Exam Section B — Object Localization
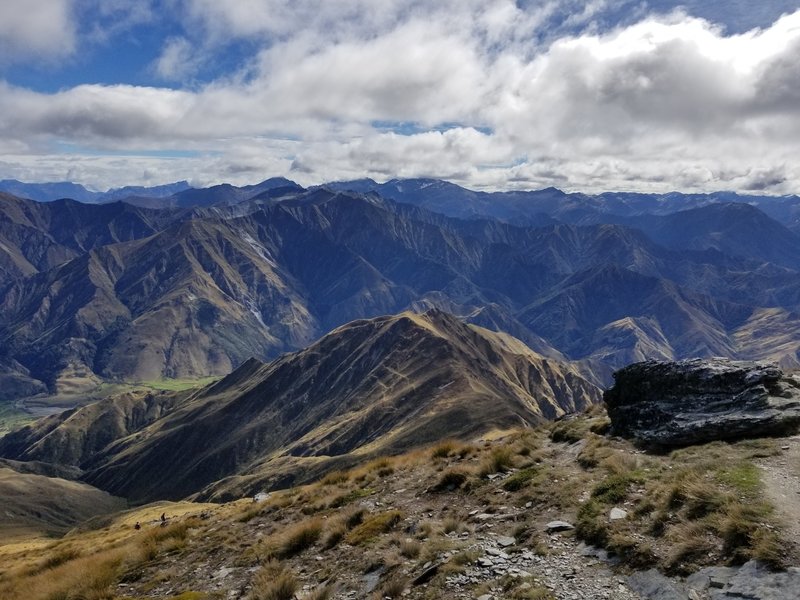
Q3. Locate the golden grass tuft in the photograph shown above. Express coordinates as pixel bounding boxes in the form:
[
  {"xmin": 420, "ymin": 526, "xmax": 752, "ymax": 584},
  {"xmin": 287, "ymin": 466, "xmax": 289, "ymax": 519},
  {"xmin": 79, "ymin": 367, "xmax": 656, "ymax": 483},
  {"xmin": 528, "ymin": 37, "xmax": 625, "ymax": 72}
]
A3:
[
  {"xmin": 346, "ymin": 511, "xmax": 403, "ymax": 546},
  {"xmin": 273, "ymin": 519, "xmax": 323, "ymax": 559},
  {"xmin": 478, "ymin": 447, "xmax": 515, "ymax": 476},
  {"xmin": 249, "ymin": 561, "xmax": 298, "ymax": 600}
]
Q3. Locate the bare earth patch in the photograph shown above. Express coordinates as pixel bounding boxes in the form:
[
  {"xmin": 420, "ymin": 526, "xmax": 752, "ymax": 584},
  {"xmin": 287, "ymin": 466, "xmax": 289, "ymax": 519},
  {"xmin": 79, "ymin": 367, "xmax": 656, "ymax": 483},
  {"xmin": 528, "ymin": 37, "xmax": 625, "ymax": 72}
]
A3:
[{"xmin": 756, "ymin": 434, "xmax": 800, "ymax": 557}]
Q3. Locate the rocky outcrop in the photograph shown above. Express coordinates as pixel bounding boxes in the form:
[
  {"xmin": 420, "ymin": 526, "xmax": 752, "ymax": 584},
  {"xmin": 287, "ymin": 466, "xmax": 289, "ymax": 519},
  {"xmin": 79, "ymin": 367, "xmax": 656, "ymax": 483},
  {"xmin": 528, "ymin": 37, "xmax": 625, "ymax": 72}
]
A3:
[
  {"xmin": 628, "ymin": 561, "xmax": 800, "ymax": 600},
  {"xmin": 604, "ymin": 358, "xmax": 800, "ymax": 447}
]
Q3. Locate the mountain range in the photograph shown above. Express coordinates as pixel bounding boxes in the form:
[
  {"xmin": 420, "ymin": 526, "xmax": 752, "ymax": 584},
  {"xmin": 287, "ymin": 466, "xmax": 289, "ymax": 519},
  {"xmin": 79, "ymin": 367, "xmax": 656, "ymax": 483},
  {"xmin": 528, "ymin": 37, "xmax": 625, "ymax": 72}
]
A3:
[{"xmin": 4, "ymin": 180, "xmax": 800, "ymax": 399}]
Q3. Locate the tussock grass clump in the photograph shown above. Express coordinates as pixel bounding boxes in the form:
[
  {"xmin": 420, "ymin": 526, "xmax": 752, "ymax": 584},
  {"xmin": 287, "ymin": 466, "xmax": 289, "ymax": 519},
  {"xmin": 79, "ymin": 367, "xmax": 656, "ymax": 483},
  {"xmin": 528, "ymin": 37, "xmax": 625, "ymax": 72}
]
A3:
[
  {"xmin": 238, "ymin": 504, "xmax": 264, "ymax": 523},
  {"xmin": 430, "ymin": 469, "xmax": 469, "ymax": 492},
  {"xmin": 0, "ymin": 545, "xmax": 130, "ymax": 600},
  {"xmin": 399, "ymin": 538, "xmax": 421, "ymax": 559},
  {"xmin": 665, "ymin": 475, "xmax": 727, "ymax": 519},
  {"xmin": 346, "ymin": 511, "xmax": 403, "ymax": 546},
  {"xmin": 442, "ymin": 516, "xmax": 467, "ymax": 534},
  {"xmin": 329, "ymin": 488, "xmax": 373, "ymax": 509},
  {"xmin": 380, "ymin": 576, "xmax": 408, "ymax": 598},
  {"xmin": 591, "ymin": 473, "xmax": 636, "ymax": 504},
  {"xmin": 33, "ymin": 546, "xmax": 81, "ymax": 573},
  {"xmin": 321, "ymin": 470, "xmax": 350, "ymax": 486},
  {"xmin": 479, "ymin": 447, "xmax": 515, "ymax": 476},
  {"xmin": 431, "ymin": 440, "xmax": 458, "ymax": 459},
  {"xmin": 550, "ymin": 418, "xmax": 591, "ymax": 443},
  {"xmin": 145, "ymin": 519, "xmax": 195, "ymax": 543},
  {"xmin": 502, "ymin": 467, "xmax": 539, "ymax": 492},
  {"xmin": 607, "ymin": 533, "xmax": 657, "ymax": 569},
  {"xmin": 450, "ymin": 549, "xmax": 480, "ymax": 566},
  {"xmin": 575, "ymin": 499, "xmax": 609, "ymax": 546},
  {"xmin": 664, "ymin": 523, "xmax": 717, "ymax": 574},
  {"xmin": 345, "ymin": 508, "xmax": 366, "ymax": 529},
  {"xmin": 274, "ymin": 519, "xmax": 323, "ymax": 558},
  {"xmin": 249, "ymin": 561, "xmax": 298, "ymax": 600},
  {"xmin": 321, "ymin": 525, "xmax": 346, "ymax": 550}
]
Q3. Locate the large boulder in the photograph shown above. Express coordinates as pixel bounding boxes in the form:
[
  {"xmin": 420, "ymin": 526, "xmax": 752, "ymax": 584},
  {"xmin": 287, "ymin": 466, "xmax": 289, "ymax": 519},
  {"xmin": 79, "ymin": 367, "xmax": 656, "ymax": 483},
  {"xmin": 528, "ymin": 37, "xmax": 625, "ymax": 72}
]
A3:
[{"xmin": 604, "ymin": 358, "xmax": 800, "ymax": 447}]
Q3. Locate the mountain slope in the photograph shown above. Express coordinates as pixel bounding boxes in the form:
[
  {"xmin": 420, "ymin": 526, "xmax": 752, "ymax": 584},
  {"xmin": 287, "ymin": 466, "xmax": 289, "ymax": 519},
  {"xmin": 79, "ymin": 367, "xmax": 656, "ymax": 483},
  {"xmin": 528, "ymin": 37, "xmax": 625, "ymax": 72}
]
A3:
[
  {"xmin": 0, "ymin": 467, "xmax": 125, "ymax": 538},
  {"xmin": 0, "ymin": 310, "xmax": 601, "ymax": 502},
  {"xmin": 0, "ymin": 193, "xmax": 181, "ymax": 289},
  {"xmin": 621, "ymin": 203, "xmax": 800, "ymax": 270}
]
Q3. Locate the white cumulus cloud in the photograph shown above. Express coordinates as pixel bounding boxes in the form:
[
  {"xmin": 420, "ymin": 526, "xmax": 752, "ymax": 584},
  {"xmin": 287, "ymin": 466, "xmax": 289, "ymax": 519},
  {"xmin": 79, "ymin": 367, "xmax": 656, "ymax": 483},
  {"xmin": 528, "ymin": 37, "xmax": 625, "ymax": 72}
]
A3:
[
  {"xmin": 1, "ymin": 2, "xmax": 800, "ymax": 194},
  {"xmin": 0, "ymin": 0, "xmax": 76, "ymax": 63}
]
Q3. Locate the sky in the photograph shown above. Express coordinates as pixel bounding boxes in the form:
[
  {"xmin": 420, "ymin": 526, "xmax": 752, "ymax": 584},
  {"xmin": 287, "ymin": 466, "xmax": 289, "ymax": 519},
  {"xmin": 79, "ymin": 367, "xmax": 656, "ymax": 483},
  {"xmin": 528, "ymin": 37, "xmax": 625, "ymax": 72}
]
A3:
[{"xmin": 0, "ymin": 1, "xmax": 799, "ymax": 194}]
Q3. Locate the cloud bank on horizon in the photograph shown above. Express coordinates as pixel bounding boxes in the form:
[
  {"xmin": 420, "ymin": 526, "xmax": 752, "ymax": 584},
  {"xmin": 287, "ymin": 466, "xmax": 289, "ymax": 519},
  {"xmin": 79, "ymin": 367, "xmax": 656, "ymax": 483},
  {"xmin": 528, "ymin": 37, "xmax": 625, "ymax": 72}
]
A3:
[{"xmin": 0, "ymin": 0, "xmax": 799, "ymax": 194}]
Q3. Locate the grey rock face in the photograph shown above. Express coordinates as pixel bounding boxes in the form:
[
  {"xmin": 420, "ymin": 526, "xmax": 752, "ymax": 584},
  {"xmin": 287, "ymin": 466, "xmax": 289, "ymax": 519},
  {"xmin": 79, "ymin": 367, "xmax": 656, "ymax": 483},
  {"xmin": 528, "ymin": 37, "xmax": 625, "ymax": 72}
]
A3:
[
  {"xmin": 630, "ymin": 561, "xmax": 800, "ymax": 600},
  {"xmin": 605, "ymin": 358, "xmax": 800, "ymax": 446},
  {"xmin": 627, "ymin": 569, "xmax": 686, "ymax": 600}
]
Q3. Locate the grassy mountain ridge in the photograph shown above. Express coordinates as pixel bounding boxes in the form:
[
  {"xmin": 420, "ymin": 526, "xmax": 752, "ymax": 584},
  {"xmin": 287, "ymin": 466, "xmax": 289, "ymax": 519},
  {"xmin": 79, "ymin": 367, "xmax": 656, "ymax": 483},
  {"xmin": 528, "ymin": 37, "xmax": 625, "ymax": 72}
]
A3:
[{"xmin": 0, "ymin": 309, "xmax": 601, "ymax": 503}]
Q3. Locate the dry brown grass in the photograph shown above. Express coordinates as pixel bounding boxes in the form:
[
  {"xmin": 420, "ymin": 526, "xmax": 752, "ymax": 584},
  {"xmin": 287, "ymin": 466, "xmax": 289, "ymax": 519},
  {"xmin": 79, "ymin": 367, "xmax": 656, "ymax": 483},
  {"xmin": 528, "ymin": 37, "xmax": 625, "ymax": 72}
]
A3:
[
  {"xmin": 398, "ymin": 538, "xmax": 421, "ymax": 559},
  {"xmin": 379, "ymin": 575, "xmax": 408, "ymax": 599},
  {"xmin": 0, "ymin": 544, "xmax": 131, "ymax": 600},
  {"xmin": 478, "ymin": 447, "xmax": 515, "ymax": 476},
  {"xmin": 271, "ymin": 518, "xmax": 323, "ymax": 559},
  {"xmin": 346, "ymin": 511, "xmax": 404, "ymax": 546},
  {"xmin": 249, "ymin": 561, "xmax": 298, "ymax": 600},
  {"xmin": 431, "ymin": 440, "xmax": 458, "ymax": 459}
]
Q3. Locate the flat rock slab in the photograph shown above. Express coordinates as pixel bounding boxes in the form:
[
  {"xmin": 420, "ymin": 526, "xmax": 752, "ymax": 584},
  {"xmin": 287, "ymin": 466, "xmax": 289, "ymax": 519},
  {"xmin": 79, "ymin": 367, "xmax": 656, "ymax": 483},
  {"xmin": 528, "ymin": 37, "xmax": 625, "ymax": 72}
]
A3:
[
  {"xmin": 630, "ymin": 561, "xmax": 800, "ymax": 600},
  {"xmin": 692, "ymin": 561, "xmax": 800, "ymax": 600},
  {"xmin": 546, "ymin": 520, "xmax": 575, "ymax": 532},
  {"xmin": 496, "ymin": 535, "xmax": 516, "ymax": 547},
  {"xmin": 605, "ymin": 358, "xmax": 800, "ymax": 447},
  {"xmin": 628, "ymin": 569, "xmax": 686, "ymax": 600}
]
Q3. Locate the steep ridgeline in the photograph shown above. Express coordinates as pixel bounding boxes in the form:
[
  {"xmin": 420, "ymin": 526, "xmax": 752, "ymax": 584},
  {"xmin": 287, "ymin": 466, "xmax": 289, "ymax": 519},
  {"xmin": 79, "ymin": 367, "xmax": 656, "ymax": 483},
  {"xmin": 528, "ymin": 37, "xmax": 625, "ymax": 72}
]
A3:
[
  {"xmin": 4, "ymin": 187, "xmax": 800, "ymax": 393},
  {"xmin": 324, "ymin": 178, "xmax": 800, "ymax": 231},
  {"xmin": 0, "ymin": 310, "xmax": 600, "ymax": 503}
]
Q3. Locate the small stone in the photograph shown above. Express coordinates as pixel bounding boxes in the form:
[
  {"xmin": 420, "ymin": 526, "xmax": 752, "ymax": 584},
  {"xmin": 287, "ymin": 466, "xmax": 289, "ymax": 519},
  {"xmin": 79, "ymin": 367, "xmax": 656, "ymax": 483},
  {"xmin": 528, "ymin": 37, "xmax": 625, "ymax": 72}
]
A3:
[
  {"xmin": 477, "ymin": 595, "xmax": 493, "ymax": 600},
  {"xmin": 609, "ymin": 507, "xmax": 628, "ymax": 521}
]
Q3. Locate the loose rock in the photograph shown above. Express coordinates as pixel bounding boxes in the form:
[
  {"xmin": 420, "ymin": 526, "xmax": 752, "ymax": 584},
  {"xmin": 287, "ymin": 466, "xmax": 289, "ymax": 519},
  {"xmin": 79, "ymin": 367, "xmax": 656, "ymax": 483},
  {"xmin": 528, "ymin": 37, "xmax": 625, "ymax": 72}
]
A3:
[{"xmin": 546, "ymin": 520, "xmax": 575, "ymax": 533}]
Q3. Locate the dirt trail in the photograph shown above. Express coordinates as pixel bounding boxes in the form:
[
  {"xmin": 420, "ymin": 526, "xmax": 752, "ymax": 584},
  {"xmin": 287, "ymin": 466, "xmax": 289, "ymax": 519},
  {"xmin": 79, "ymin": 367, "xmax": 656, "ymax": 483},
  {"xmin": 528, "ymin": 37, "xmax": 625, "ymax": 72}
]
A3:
[{"xmin": 756, "ymin": 434, "xmax": 800, "ymax": 555}]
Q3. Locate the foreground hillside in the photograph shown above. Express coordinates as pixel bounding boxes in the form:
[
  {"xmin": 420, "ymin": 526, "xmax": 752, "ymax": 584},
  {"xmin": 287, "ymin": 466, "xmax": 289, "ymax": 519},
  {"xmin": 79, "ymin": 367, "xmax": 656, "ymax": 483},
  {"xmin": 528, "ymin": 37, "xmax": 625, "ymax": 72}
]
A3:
[
  {"xmin": 0, "ymin": 310, "xmax": 600, "ymax": 503},
  {"xmin": 1, "ymin": 410, "xmax": 797, "ymax": 600}
]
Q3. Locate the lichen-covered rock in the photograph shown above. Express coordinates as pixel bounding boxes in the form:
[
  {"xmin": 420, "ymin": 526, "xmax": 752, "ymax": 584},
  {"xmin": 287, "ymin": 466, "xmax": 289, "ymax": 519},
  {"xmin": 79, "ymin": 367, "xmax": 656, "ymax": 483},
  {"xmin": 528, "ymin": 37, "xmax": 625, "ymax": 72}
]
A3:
[{"xmin": 604, "ymin": 358, "xmax": 800, "ymax": 447}]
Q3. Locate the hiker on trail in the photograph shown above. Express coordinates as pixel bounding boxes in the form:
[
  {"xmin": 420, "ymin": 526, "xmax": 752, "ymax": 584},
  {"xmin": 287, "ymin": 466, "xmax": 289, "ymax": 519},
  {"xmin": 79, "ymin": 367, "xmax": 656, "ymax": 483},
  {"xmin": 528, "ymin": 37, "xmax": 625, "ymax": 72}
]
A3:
[
  {"xmin": 134, "ymin": 521, "xmax": 141, "ymax": 530},
  {"xmin": 160, "ymin": 512, "xmax": 166, "ymax": 522}
]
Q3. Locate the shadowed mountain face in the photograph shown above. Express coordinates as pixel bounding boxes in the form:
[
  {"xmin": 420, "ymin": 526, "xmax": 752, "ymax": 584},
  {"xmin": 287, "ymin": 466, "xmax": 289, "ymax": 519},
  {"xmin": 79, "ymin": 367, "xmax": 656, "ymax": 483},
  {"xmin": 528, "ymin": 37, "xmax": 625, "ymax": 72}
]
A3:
[
  {"xmin": 0, "ymin": 467, "xmax": 125, "ymax": 538},
  {"xmin": 0, "ymin": 310, "xmax": 600, "ymax": 502},
  {"xmin": 4, "ymin": 182, "xmax": 800, "ymax": 392}
]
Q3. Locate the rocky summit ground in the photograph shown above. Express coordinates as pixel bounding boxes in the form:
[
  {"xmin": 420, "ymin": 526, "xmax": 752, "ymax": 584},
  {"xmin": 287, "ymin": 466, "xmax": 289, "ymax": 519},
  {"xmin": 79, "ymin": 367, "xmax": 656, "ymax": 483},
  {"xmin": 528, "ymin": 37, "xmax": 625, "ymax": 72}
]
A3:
[{"xmin": 1, "ymin": 408, "xmax": 798, "ymax": 600}]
